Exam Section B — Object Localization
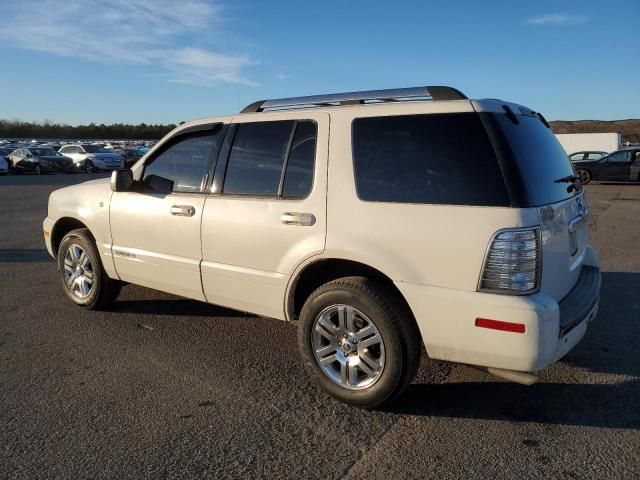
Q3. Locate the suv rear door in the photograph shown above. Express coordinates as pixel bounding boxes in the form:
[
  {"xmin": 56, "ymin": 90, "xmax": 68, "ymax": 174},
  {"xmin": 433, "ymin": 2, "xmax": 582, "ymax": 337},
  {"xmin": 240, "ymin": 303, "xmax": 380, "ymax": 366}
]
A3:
[{"xmin": 200, "ymin": 112, "xmax": 329, "ymax": 319}]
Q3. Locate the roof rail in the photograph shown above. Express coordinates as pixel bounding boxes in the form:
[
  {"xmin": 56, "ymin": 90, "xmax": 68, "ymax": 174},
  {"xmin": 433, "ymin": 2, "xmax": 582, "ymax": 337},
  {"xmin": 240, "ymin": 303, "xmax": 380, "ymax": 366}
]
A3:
[{"xmin": 240, "ymin": 85, "xmax": 467, "ymax": 113}]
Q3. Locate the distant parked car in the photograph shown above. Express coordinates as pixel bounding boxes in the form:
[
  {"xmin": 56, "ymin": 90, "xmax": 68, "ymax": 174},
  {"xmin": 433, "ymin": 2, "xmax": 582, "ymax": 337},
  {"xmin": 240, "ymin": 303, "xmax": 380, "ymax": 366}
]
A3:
[
  {"xmin": 572, "ymin": 148, "xmax": 640, "ymax": 184},
  {"xmin": 7, "ymin": 147, "xmax": 74, "ymax": 174},
  {"xmin": 122, "ymin": 146, "xmax": 150, "ymax": 167},
  {"xmin": 0, "ymin": 146, "xmax": 15, "ymax": 162},
  {"xmin": 58, "ymin": 144, "xmax": 124, "ymax": 173},
  {"xmin": 568, "ymin": 151, "xmax": 608, "ymax": 162}
]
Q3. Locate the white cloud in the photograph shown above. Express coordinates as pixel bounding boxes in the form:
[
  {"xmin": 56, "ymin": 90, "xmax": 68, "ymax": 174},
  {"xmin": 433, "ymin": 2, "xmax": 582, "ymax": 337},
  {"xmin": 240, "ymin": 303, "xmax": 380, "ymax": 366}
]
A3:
[
  {"xmin": 0, "ymin": 0, "xmax": 257, "ymax": 86},
  {"xmin": 527, "ymin": 13, "xmax": 588, "ymax": 26},
  {"xmin": 275, "ymin": 72, "xmax": 289, "ymax": 81}
]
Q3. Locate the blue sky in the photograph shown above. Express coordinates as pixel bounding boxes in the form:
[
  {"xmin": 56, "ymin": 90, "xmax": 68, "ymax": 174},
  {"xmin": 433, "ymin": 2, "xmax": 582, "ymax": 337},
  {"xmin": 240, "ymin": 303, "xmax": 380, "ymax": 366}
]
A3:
[{"xmin": 0, "ymin": 0, "xmax": 638, "ymax": 125}]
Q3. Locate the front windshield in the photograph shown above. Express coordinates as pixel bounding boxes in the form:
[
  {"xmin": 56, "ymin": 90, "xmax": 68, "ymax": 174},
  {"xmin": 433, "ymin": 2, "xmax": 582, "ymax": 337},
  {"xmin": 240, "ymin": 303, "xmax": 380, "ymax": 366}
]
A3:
[
  {"xmin": 31, "ymin": 148, "xmax": 59, "ymax": 156},
  {"xmin": 82, "ymin": 145, "xmax": 109, "ymax": 153}
]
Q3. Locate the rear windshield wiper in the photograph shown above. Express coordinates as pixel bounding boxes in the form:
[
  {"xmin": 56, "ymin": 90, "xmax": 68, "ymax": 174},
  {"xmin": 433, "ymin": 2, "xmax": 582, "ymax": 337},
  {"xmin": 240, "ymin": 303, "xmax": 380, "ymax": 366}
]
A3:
[
  {"xmin": 553, "ymin": 175, "xmax": 577, "ymax": 183},
  {"xmin": 554, "ymin": 175, "xmax": 581, "ymax": 193}
]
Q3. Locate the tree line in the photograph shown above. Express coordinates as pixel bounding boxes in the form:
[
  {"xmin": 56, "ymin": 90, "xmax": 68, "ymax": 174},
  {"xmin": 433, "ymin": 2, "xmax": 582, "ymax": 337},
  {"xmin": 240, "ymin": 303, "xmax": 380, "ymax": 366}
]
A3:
[{"xmin": 0, "ymin": 119, "xmax": 177, "ymax": 140}]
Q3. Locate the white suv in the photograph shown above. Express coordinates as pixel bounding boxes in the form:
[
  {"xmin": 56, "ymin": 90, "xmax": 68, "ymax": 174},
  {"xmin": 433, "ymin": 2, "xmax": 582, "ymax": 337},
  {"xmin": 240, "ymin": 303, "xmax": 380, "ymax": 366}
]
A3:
[
  {"xmin": 43, "ymin": 86, "xmax": 601, "ymax": 407},
  {"xmin": 58, "ymin": 144, "xmax": 124, "ymax": 173}
]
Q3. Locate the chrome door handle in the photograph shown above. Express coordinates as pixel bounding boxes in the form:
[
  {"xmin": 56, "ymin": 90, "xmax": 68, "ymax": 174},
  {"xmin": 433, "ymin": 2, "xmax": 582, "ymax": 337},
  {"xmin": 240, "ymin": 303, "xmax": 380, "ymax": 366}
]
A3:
[
  {"xmin": 281, "ymin": 212, "xmax": 316, "ymax": 226},
  {"xmin": 170, "ymin": 205, "xmax": 196, "ymax": 217}
]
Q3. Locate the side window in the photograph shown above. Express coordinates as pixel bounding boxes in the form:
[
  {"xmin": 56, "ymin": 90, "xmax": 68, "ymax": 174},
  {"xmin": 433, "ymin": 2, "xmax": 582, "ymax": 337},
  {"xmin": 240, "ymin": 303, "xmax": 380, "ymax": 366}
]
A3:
[
  {"xmin": 282, "ymin": 121, "xmax": 317, "ymax": 198},
  {"xmin": 352, "ymin": 113, "xmax": 509, "ymax": 206},
  {"xmin": 223, "ymin": 121, "xmax": 294, "ymax": 196},
  {"xmin": 569, "ymin": 153, "xmax": 585, "ymax": 161},
  {"xmin": 586, "ymin": 152, "xmax": 604, "ymax": 160},
  {"xmin": 143, "ymin": 129, "xmax": 222, "ymax": 193},
  {"xmin": 606, "ymin": 151, "xmax": 631, "ymax": 163}
]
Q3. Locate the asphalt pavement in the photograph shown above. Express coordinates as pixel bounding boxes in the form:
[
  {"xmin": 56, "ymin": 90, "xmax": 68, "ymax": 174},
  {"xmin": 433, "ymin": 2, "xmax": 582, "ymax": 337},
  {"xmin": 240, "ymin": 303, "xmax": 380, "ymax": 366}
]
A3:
[{"xmin": 0, "ymin": 174, "xmax": 638, "ymax": 479}]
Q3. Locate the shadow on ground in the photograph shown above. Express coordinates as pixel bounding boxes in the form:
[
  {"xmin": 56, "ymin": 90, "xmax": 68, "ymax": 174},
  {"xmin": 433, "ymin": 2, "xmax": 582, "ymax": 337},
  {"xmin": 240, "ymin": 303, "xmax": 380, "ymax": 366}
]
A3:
[
  {"xmin": 0, "ymin": 173, "xmax": 108, "ymax": 186},
  {"xmin": 109, "ymin": 298, "xmax": 251, "ymax": 318},
  {"xmin": 0, "ymin": 249, "xmax": 53, "ymax": 262},
  {"xmin": 389, "ymin": 379, "xmax": 639, "ymax": 429}
]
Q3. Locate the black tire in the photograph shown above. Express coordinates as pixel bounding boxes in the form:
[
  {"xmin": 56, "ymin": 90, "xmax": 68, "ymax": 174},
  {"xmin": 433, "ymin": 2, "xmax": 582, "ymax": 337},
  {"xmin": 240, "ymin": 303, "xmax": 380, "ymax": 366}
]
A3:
[
  {"xmin": 85, "ymin": 160, "xmax": 94, "ymax": 174},
  {"xmin": 577, "ymin": 168, "xmax": 591, "ymax": 185},
  {"xmin": 34, "ymin": 164, "xmax": 42, "ymax": 175},
  {"xmin": 57, "ymin": 228, "xmax": 121, "ymax": 310},
  {"xmin": 297, "ymin": 276, "xmax": 421, "ymax": 408}
]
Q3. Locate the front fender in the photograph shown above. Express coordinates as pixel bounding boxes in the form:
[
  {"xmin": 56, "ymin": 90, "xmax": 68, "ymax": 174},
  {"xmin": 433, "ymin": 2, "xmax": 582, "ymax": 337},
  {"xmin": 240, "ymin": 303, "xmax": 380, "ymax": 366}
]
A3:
[{"xmin": 46, "ymin": 178, "xmax": 117, "ymax": 278}]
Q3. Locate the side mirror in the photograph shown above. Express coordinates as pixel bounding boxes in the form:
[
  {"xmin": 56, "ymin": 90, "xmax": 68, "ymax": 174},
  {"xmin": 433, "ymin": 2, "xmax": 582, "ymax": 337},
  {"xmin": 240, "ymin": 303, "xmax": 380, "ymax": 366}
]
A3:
[{"xmin": 110, "ymin": 169, "xmax": 133, "ymax": 192}]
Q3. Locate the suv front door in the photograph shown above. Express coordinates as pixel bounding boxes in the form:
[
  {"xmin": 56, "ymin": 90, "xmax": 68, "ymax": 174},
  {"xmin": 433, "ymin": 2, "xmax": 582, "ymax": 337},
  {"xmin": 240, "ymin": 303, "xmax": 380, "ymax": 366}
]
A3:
[
  {"xmin": 200, "ymin": 113, "xmax": 328, "ymax": 319},
  {"xmin": 109, "ymin": 124, "xmax": 225, "ymax": 300}
]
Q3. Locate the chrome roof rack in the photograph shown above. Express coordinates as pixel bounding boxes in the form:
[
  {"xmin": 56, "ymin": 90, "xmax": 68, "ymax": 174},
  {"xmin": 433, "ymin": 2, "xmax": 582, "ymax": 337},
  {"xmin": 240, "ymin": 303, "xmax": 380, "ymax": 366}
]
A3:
[{"xmin": 240, "ymin": 85, "xmax": 467, "ymax": 113}]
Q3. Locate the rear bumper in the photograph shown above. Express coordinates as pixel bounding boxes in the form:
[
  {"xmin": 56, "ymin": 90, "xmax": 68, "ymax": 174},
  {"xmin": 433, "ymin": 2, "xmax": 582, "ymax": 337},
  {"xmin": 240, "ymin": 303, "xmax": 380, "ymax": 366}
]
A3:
[{"xmin": 396, "ymin": 246, "xmax": 601, "ymax": 372}]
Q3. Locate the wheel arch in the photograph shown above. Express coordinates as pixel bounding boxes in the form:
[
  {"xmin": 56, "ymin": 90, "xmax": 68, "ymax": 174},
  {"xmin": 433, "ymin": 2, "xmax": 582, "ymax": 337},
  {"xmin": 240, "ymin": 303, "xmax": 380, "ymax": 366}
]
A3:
[
  {"xmin": 51, "ymin": 217, "xmax": 93, "ymax": 257},
  {"xmin": 286, "ymin": 257, "xmax": 416, "ymax": 324},
  {"xmin": 575, "ymin": 165, "xmax": 593, "ymax": 182}
]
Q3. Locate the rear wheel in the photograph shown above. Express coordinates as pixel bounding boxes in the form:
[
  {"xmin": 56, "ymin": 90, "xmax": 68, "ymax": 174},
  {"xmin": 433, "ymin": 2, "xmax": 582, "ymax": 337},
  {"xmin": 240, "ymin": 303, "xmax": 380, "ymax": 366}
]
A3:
[
  {"xmin": 297, "ymin": 276, "xmax": 421, "ymax": 408},
  {"xmin": 58, "ymin": 228, "xmax": 121, "ymax": 309},
  {"xmin": 576, "ymin": 168, "xmax": 591, "ymax": 184}
]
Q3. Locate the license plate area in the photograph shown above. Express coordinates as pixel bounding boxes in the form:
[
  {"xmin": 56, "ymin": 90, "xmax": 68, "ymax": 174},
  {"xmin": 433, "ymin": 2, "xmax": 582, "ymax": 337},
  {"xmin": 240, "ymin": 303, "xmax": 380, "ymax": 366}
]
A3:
[{"xmin": 568, "ymin": 215, "xmax": 586, "ymax": 257}]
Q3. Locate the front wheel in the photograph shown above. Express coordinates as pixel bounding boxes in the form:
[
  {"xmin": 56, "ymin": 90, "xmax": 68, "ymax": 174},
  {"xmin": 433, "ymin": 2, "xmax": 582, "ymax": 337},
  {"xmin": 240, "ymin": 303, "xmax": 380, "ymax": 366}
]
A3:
[
  {"xmin": 34, "ymin": 164, "xmax": 42, "ymax": 175},
  {"xmin": 58, "ymin": 228, "xmax": 121, "ymax": 309},
  {"xmin": 85, "ymin": 160, "xmax": 94, "ymax": 174},
  {"xmin": 576, "ymin": 168, "xmax": 591, "ymax": 185},
  {"xmin": 297, "ymin": 276, "xmax": 421, "ymax": 408}
]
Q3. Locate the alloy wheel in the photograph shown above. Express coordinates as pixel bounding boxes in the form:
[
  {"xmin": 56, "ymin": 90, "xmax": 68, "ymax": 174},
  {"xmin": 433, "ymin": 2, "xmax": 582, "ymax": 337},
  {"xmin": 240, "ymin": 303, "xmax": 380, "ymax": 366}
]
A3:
[
  {"xmin": 577, "ymin": 169, "xmax": 590, "ymax": 184},
  {"xmin": 311, "ymin": 304, "xmax": 386, "ymax": 390},
  {"xmin": 63, "ymin": 244, "xmax": 94, "ymax": 298}
]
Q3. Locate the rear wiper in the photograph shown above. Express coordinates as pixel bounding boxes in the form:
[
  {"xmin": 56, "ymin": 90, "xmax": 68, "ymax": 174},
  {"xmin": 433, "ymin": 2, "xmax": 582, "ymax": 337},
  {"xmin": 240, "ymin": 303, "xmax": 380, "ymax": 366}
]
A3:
[
  {"xmin": 554, "ymin": 175, "xmax": 577, "ymax": 183},
  {"xmin": 554, "ymin": 175, "xmax": 581, "ymax": 193}
]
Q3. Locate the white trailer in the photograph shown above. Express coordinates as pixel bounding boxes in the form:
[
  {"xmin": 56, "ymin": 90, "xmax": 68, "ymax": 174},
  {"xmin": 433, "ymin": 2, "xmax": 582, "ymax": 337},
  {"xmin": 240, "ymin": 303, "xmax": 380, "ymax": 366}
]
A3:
[{"xmin": 555, "ymin": 133, "xmax": 621, "ymax": 155}]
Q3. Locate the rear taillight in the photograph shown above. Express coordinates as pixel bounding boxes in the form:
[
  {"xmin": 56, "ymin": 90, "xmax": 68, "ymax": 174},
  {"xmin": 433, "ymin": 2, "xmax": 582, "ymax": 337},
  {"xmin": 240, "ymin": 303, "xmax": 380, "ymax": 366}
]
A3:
[{"xmin": 478, "ymin": 228, "xmax": 541, "ymax": 295}]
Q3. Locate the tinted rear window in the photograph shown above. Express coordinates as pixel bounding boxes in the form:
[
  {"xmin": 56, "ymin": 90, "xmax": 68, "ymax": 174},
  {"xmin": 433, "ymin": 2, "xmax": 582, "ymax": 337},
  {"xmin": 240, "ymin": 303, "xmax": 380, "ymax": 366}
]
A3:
[
  {"xmin": 223, "ymin": 121, "xmax": 294, "ymax": 196},
  {"xmin": 488, "ymin": 113, "xmax": 579, "ymax": 206},
  {"xmin": 352, "ymin": 113, "xmax": 509, "ymax": 206}
]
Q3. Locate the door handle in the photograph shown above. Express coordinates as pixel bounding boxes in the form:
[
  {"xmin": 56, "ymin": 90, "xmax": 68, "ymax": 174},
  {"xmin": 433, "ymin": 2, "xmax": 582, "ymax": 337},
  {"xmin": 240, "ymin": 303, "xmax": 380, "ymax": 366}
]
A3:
[
  {"xmin": 170, "ymin": 205, "xmax": 196, "ymax": 217},
  {"xmin": 281, "ymin": 212, "xmax": 316, "ymax": 226}
]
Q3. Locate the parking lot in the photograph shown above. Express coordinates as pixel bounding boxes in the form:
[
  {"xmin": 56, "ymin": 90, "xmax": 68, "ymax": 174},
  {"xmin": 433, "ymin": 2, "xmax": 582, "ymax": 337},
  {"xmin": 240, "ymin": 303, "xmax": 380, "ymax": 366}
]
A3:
[{"xmin": 0, "ymin": 174, "xmax": 638, "ymax": 479}]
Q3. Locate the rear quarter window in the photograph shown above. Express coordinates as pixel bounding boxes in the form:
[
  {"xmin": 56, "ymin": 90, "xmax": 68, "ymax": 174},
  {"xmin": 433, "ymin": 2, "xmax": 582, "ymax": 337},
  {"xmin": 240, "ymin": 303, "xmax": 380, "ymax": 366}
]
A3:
[{"xmin": 352, "ymin": 113, "xmax": 510, "ymax": 206}]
